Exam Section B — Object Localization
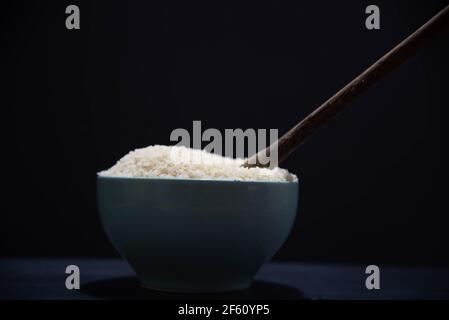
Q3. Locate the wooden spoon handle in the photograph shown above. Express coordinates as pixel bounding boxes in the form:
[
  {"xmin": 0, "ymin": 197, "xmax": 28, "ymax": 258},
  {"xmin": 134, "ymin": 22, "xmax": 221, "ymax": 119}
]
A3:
[{"xmin": 244, "ymin": 5, "xmax": 449, "ymax": 168}]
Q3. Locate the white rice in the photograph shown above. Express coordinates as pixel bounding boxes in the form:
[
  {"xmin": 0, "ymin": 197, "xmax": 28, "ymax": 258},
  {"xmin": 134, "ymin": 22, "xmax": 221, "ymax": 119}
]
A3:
[{"xmin": 98, "ymin": 145, "xmax": 297, "ymax": 182}]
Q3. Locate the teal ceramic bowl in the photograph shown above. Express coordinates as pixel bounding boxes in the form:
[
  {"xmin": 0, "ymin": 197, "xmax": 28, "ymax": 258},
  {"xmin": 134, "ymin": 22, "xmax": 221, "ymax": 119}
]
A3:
[{"xmin": 97, "ymin": 175, "xmax": 298, "ymax": 293}]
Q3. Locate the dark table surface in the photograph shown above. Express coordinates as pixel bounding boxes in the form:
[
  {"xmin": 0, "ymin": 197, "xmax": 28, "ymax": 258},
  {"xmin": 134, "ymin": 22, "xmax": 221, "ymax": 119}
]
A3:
[{"xmin": 0, "ymin": 259, "xmax": 448, "ymax": 300}]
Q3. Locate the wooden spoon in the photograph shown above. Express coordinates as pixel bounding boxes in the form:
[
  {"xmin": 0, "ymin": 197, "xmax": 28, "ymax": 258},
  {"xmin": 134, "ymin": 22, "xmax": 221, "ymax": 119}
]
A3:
[{"xmin": 244, "ymin": 5, "xmax": 449, "ymax": 168}]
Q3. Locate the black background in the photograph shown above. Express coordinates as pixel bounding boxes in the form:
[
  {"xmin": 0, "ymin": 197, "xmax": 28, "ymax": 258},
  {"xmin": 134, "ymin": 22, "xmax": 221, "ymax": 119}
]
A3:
[{"xmin": 1, "ymin": 0, "xmax": 448, "ymax": 267}]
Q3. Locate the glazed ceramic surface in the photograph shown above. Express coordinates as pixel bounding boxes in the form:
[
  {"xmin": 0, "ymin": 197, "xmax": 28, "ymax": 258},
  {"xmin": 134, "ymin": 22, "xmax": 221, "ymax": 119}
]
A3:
[{"xmin": 97, "ymin": 176, "xmax": 298, "ymax": 292}]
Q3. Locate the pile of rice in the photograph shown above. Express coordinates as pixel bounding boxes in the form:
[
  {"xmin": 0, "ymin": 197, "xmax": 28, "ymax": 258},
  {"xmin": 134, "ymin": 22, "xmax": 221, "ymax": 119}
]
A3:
[{"xmin": 98, "ymin": 145, "xmax": 297, "ymax": 182}]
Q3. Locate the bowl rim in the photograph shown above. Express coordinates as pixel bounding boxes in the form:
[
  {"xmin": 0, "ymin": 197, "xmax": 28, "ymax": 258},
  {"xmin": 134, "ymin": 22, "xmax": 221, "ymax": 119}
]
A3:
[{"xmin": 96, "ymin": 173, "xmax": 299, "ymax": 185}]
